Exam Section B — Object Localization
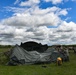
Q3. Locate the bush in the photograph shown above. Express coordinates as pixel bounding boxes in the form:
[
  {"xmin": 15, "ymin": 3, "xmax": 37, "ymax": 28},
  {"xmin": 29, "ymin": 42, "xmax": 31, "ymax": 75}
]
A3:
[{"xmin": 0, "ymin": 52, "xmax": 9, "ymax": 65}]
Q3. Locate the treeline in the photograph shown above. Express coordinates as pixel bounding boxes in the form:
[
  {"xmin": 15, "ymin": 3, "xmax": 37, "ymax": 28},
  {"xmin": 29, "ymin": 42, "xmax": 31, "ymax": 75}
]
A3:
[
  {"xmin": 49, "ymin": 44, "xmax": 76, "ymax": 48},
  {"xmin": 62, "ymin": 44, "xmax": 76, "ymax": 47},
  {"xmin": 0, "ymin": 45, "xmax": 14, "ymax": 48}
]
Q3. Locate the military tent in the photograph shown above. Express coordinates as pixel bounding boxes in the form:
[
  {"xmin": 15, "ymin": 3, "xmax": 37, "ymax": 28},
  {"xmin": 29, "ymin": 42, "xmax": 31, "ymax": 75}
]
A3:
[{"xmin": 6, "ymin": 44, "xmax": 69, "ymax": 65}]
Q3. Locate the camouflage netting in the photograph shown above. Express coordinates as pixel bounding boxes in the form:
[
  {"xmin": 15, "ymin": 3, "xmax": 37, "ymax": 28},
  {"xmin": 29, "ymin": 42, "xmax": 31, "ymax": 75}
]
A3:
[
  {"xmin": 3, "ymin": 41, "xmax": 69, "ymax": 66},
  {"xmin": 20, "ymin": 41, "xmax": 48, "ymax": 53}
]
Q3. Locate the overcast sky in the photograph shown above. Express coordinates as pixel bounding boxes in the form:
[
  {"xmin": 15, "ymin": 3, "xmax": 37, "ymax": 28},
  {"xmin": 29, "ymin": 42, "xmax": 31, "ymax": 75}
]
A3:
[{"xmin": 0, "ymin": 0, "xmax": 76, "ymax": 45}]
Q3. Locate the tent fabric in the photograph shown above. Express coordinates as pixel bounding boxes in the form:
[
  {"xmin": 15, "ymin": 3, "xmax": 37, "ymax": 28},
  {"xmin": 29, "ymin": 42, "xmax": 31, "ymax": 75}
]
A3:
[
  {"xmin": 7, "ymin": 45, "xmax": 69, "ymax": 65},
  {"xmin": 73, "ymin": 47, "xmax": 76, "ymax": 53}
]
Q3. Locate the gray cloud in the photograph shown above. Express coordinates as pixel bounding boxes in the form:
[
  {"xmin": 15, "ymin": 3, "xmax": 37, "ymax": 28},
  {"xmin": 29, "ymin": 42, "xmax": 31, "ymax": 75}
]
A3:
[{"xmin": 0, "ymin": 34, "xmax": 14, "ymax": 38}]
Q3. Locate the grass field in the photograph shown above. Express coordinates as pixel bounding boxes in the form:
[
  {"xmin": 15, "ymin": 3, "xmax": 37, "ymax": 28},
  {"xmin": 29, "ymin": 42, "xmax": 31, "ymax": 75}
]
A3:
[{"xmin": 0, "ymin": 47, "xmax": 76, "ymax": 75}]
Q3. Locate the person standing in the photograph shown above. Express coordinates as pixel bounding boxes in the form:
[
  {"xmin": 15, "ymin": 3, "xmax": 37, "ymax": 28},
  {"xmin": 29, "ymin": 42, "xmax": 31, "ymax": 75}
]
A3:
[{"xmin": 57, "ymin": 57, "xmax": 62, "ymax": 66}]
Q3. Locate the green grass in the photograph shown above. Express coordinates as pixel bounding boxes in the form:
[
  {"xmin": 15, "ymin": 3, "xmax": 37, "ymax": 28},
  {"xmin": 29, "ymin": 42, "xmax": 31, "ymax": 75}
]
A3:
[
  {"xmin": 0, "ymin": 47, "xmax": 11, "ymax": 52},
  {"xmin": 0, "ymin": 48, "xmax": 76, "ymax": 75}
]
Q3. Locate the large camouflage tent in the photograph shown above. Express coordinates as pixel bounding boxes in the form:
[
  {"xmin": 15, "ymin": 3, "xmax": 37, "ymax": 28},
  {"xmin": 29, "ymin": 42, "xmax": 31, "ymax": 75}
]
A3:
[
  {"xmin": 6, "ymin": 42, "xmax": 69, "ymax": 65},
  {"xmin": 7, "ymin": 46, "xmax": 69, "ymax": 65}
]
